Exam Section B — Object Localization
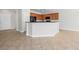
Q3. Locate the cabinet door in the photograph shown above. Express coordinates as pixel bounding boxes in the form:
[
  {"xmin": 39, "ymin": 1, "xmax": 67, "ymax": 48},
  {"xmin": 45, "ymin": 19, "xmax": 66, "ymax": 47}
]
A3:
[
  {"xmin": 43, "ymin": 14, "xmax": 51, "ymax": 20},
  {"xmin": 38, "ymin": 15, "xmax": 43, "ymax": 20},
  {"xmin": 52, "ymin": 13, "xmax": 59, "ymax": 20},
  {"xmin": 30, "ymin": 13, "xmax": 43, "ymax": 20}
]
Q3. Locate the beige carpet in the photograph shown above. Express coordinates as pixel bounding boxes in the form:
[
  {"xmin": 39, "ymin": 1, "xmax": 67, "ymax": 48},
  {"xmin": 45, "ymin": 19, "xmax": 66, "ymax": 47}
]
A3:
[{"xmin": 0, "ymin": 30, "xmax": 79, "ymax": 50}]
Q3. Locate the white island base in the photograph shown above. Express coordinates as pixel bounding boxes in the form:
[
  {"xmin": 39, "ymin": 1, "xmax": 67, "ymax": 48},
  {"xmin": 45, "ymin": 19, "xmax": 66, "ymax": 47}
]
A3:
[{"xmin": 26, "ymin": 22, "xmax": 59, "ymax": 37}]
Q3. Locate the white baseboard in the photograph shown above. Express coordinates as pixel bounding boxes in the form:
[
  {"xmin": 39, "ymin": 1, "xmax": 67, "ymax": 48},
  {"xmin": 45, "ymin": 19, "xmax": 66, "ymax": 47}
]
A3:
[
  {"xmin": 19, "ymin": 31, "xmax": 24, "ymax": 32},
  {"xmin": 0, "ymin": 28, "xmax": 15, "ymax": 31},
  {"xmin": 60, "ymin": 27, "xmax": 79, "ymax": 32},
  {"xmin": 27, "ymin": 32, "xmax": 59, "ymax": 37}
]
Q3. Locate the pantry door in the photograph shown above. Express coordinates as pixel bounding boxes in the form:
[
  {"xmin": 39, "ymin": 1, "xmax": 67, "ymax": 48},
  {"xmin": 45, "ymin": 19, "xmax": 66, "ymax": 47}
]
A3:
[{"xmin": 0, "ymin": 14, "xmax": 12, "ymax": 30}]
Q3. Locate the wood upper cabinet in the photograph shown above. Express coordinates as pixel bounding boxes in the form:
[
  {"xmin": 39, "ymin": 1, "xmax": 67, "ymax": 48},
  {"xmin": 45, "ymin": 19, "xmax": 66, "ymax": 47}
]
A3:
[
  {"xmin": 42, "ymin": 14, "xmax": 52, "ymax": 20},
  {"xmin": 30, "ymin": 13, "xmax": 59, "ymax": 20},
  {"xmin": 30, "ymin": 13, "xmax": 43, "ymax": 20},
  {"xmin": 52, "ymin": 13, "xmax": 59, "ymax": 20},
  {"xmin": 38, "ymin": 14, "xmax": 43, "ymax": 20},
  {"xmin": 43, "ymin": 13, "xmax": 59, "ymax": 20}
]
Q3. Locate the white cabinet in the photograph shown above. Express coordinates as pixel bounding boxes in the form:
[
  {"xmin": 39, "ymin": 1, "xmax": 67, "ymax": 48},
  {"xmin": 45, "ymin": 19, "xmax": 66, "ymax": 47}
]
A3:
[{"xmin": 26, "ymin": 22, "xmax": 59, "ymax": 37}]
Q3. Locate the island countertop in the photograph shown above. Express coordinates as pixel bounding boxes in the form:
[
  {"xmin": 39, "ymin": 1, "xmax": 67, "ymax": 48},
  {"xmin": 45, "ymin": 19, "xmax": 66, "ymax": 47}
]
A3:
[{"xmin": 25, "ymin": 21, "xmax": 59, "ymax": 23}]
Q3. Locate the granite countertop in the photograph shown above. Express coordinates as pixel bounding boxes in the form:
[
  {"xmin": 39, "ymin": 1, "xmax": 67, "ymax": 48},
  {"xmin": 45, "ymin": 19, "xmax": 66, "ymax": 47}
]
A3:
[{"xmin": 25, "ymin": 21, "xmax": 59, "ymax": 23}]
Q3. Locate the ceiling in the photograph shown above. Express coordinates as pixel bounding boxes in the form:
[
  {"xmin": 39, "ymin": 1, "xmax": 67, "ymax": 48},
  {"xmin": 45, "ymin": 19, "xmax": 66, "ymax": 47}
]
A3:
[{"xmin": 0, "ymin": 9, "xmax": 17, "ymax": 13}]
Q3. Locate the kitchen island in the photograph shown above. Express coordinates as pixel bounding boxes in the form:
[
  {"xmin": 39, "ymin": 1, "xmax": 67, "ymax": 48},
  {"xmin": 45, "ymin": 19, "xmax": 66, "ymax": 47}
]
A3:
[{"xmin": 26, "ymin": 22, "xmax": 59, "ymax": 37}]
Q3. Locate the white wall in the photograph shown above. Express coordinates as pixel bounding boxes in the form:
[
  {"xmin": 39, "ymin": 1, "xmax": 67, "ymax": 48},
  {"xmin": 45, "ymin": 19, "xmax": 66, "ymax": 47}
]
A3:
[
  {"xmin": 43, "ymin": 9, "xmax": 79, "ymax": 31},
  {"xmin": 22, "ymin": 9, "xmax": 30, "ymax": 32},
  {"xmin": 11, "ymin": 10, "xmax": 16, "ymax": 29},
  {"xmin": 16, "ymin": 9, "xmax": 30, "ymax": 32},
  {"xmin": 16, "ymin": 9, "xmax": 22, "ymax": 32},
  {"xmin": 15, "ymin": 9, "xmax": 19, "ymax": 31},
  {"xmin": 58, "ymin": 9, "xmax": 79, "ymax": 31}
]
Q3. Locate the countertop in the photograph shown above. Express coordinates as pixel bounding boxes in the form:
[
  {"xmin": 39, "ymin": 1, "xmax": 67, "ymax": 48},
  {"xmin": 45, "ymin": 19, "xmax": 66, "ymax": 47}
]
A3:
[{"xmin": 25, "ymin": 21, "xmax": 59, "ymax": 23}]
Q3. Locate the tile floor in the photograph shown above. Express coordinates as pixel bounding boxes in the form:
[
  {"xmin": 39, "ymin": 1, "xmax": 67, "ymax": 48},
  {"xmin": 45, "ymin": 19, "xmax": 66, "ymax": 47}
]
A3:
[{"xmin": 0, "ymin": 30, "xmax": 79, "ymax": 50}]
